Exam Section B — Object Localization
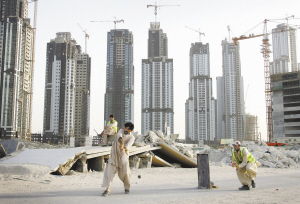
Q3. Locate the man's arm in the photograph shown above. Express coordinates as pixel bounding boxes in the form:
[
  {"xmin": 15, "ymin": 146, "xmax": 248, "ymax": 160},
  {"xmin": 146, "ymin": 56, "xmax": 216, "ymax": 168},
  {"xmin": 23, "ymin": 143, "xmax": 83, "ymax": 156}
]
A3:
[
  {"xmin": 116, "ymin": 129, "xmax": 123, "ymax": 138},
  {"xmin": 232, "ymin": 151, "xmax": 237, "ymax": 167},
  {"xmin": 125, "ymin": 135, "xmax": 135, "ymax": 149},
  {"xmin": 122, "ymin": 135, "xmax": 135, "ymax": 153}
]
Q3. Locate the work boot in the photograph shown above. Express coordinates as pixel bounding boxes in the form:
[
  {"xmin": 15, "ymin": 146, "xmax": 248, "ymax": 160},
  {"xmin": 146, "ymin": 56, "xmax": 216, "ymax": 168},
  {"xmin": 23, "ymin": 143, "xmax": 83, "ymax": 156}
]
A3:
[
  {"xmin": 125, "ymin": 189, "xmax": 130, "ymax": 194},
  {"xmin": 238, "ymin": 185, "xmax": 250, "ymax": 190},
  {"xmin": 102, "ymin": 190, "xmax": 109, "ymax": 197},
  {"xmin": 251, "ymin": 180, "xmax": 256, "ymax": 188}
]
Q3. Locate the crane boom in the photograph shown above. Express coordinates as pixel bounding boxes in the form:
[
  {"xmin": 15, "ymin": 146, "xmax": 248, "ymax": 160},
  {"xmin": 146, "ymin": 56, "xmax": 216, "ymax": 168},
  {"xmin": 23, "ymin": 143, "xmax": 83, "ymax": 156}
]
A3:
[
  {"xmin": 232, "ymin": 33, "xmax": 264, "ymax": 45},
  {"xmin": 77, "ymin": 23, "xmax": 89, "ymax": 53},
  {"xmin": 232, "ymin": 17, "xmax": 299, "ymax": 142},
  {"xmin": 231, "ymin": 20, "xmax": 271, "ymax": 142},
  {"xmin": 90, "ymin": 19, "xmax": 124, "ymax": 29},
  {"xmin": 185, "ymin": 26, "xmax": 205, "ymax": 42},
  {"xmin": 147, "ymin": 2, "xmax": 180, "ymax": 22}
]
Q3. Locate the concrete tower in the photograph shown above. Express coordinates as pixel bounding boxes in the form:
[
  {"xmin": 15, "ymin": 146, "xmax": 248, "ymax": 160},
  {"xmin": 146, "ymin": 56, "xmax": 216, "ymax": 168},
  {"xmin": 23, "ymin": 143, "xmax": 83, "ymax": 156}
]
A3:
[
  {"xmin": 142, "ymin": 22, "xmax": 174, "ymax": 135},
  {"xmin": 104, "ymin": 29, "xmax": 134, "ymax": 130}
]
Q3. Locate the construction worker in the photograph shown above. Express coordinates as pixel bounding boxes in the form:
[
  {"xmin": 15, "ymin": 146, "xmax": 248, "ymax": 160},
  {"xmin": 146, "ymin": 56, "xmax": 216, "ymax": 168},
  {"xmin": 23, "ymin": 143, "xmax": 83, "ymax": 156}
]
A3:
[
  {"xmin": 101, "ymin": 122, "xmax": 135, "ymax": 196},
  {"xmin": 231, "ymin": 141, "xmax": 258, "ymax": 190},
  {"xmin": 100, "ymin": 115, "xmax": 118, "ymax": 145}
]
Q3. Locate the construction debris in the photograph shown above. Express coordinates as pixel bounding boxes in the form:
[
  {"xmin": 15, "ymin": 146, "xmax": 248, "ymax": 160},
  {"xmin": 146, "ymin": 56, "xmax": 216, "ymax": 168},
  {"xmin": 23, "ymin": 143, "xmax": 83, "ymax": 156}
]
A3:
[
  {"xmin": 135, "ymin": 131, "xmax": 300, "ymax": 169},
  {"xmin": 0, "ymin": 139, "xmax": 25, "ymax": 155},
  {"xmin": 155, "ymin": 143, "xmax": 197, "ymax": 168},
  {"xmin": 0, "ymin": 144, "xmax": 7, "ymax": 158},
  {"xmin": 208, "ymin": 143, "xmax": 300, "ymax": 168},
  {"xmin": 134, "ymin": 131, "xmax": 197, "ymax": 168},
  {"xmin": 152, "ymin": 155, "xmax": 173, "ymax": 167},
  {"xmin": 1, "ymin": 131, "xmax": 299, "ymax": 178},
  {"xmin": 0, "ymin": 145, "xmax": 162, "ymax": 175}
]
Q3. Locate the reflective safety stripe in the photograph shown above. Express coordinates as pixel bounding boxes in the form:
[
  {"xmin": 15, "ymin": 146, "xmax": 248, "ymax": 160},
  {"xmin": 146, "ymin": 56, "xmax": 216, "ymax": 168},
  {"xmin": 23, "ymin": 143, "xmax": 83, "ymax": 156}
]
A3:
[
  {"xmin": 107, "ymin": 120, "xmax": 118, "ymax": 133},
  {"xmin": 232, "ymin": 147, "xmax": 256, "ymax": 164}
]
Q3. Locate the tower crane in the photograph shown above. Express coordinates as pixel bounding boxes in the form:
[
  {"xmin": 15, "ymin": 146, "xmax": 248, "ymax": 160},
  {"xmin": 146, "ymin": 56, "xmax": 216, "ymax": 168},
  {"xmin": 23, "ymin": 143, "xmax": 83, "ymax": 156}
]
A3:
[
  {"xmin": 185, "ymin": 26, "xmax": 205, "ymax": 42},
  {"xmin": 77, "ymin": 23, "xmax": 89, "ymax": 53},
  {"xmin": 227, "ymin": 25, "xmax": 232, "ymax": 42},
  {"xmin": 90, "ymin": 18, "xmax": 124, "ymax": 30},
  {"xmin": 232, "ymin": 17, "xmax": 299, "ymax": 142},
  {"xmin": 146, "ymin": 2, "xmax": 180, "ymax": 22}
]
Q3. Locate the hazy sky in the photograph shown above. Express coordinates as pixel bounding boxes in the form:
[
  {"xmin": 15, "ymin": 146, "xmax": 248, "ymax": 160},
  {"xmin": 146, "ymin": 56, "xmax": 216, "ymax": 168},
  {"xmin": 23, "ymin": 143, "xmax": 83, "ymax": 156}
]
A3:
[{"xmin": 29, "ymin": 0, "xmax": 300, "ymax": 140}]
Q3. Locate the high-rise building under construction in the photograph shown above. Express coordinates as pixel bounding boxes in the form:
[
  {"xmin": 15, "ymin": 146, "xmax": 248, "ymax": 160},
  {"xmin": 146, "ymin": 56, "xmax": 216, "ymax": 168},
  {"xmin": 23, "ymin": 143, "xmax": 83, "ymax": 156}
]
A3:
[
  {"xmin": 43, "ymin": 33, "xmax": 91, "ymax": 146},
  {"xmin": 217, "ymin": 39, "xmax": 245, "ymax": 140},
  {"xmin": 142, "ymin": 22, "xmax": 174, "ymax": 135},
  {"xmin": 104, "ymin": 29, "xmax": 134, "ymax": 130},
  {"xmin": 185, "ymin": 42, "xmax": 214, "ymax": 142},
  {"xmin": 270, "ymin": 23, "xmax": 298, "ymax": 75},
  {"xmin": 0, "ymin": 0, "xmax": 35, "ymax": 139}
]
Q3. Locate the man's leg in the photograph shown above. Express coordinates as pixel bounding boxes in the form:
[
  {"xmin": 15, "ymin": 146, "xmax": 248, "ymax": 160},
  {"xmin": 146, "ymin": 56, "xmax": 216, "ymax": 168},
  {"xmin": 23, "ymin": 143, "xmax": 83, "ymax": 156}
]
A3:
[
  {"xmin": 100, "ymin": 133, "xmax": 108, "ymax": 146},
  {"xmin": 102, "ymin": 163, "xmax": 117, "ymax": 195},
  {"xmin": 236, "ymin": 167, "xmax": 251, "ymax": 190},
  {"xmin": 246, "ymin": 162, "xmax": 257, "ymax": 188},
  {"xmin": 118, "ymin": 160, "xmax": 131, "ymax": 193}
]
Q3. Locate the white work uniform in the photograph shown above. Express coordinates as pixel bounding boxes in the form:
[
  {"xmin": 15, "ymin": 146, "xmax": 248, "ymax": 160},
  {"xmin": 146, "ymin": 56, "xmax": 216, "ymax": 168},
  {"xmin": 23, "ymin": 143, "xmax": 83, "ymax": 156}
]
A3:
[
  {"xmin": 235, "ymin": 148, "xmax": 258, "ymax": 187},
  {"xmin": 102, "ymin": 129, "xmax": 135, "ymax": 192}
]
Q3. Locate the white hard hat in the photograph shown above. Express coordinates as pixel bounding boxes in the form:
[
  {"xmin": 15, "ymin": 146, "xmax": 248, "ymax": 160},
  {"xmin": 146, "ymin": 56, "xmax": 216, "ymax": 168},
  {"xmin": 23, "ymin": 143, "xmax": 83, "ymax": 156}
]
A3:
[{"xmin": 232, "ymin": 141, "xmax": 241, "ymax": 146}]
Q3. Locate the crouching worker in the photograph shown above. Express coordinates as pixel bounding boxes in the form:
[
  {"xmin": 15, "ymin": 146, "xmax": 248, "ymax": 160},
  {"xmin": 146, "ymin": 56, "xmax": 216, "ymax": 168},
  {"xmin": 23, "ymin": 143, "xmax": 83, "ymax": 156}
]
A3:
[
  {"xmin": 100, "ymin": 115, "xmax": 118, "ymax": 145},
  {"xmin": 231, "ymin": 141, "xmax": 259, "ymax": 190},
  {"xmin": 101, "ymin": 122, "xmax": 135, "ymax": 196}
]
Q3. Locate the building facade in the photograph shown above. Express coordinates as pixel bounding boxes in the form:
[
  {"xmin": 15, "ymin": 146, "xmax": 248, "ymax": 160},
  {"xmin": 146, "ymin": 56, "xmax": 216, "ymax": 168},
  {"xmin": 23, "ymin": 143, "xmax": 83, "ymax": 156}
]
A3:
[
  {"xmin": 0, "ymin": 0, "xmax": 34, "ymax": 139},
  {"xmin": 244, "ymin": 114, "xmax": 258, "ymax": 141},
  {"xmin": 104, "ymin": 29, "xmax": 134, "ymax": 130},
  {"xmin": 217, "ymin": 39, "xmax": 245, "ymax": 140},
  {"xmin": 74, "ymin": 51, "xmax": 91, "ymax": 146},
  {"xmin": 216, "ymin": 76, "xmax": 225, "ymax": 139},
  {"xmin": 270, "ymin": 23, "xmax": 298, "ymax": 75},
  {"xmin": 43, "ymin": 33, "xmax": 78, "ymax": 144},
  {"xmin": 142, "ymin": 22, "xmax": 174, "ymax": 135},
  {"xmin": 271, "ymin": 71, "xmax": 300, "ymax": 140},
  {"xmin": 185, "ymin": 42, "xmax": 214, "ymax": 142}
]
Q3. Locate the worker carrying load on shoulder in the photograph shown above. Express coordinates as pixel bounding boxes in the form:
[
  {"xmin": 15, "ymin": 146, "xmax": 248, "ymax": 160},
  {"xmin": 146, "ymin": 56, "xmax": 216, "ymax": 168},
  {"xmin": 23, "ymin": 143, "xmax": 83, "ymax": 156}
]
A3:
[
  {"xmin": 101, "ymin": 122, "xmax": 135, "ymax": 197},
  {"xmin": 100, "ymin": 114, "xmax": 118, "ymax": 145},
  {"xmin": 231, "ymin": 141, "xmax": 260, "ymax": 190}
]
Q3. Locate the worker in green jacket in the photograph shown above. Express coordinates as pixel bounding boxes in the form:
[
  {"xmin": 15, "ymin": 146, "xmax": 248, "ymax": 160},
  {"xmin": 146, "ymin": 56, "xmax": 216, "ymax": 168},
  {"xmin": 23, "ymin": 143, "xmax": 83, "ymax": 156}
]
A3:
[
  {"xmin": 100, "ymin": 115, "xmax": 118, "ymax": 145},
  {"xmin": 231, "ymin": 141, "xmax": 259, "ymax": 190}
]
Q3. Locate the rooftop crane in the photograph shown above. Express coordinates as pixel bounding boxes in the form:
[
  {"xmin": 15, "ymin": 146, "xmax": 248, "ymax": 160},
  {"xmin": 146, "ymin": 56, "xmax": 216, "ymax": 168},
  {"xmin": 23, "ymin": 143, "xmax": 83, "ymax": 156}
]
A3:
[
  {"xmin": 227, "ymin": 25, "xmax": 231, "ymax": 42},
  {"xmin": 77, "ymin": 23, "xmax": 89, "ymax": 53},
  {"xmin": 232, "ymin": 17, "xmax": 300, "ymax": 142},
  {"xmin": 185, "ymin": 26, "xmax": 205, "ymax": 42},
  {"xmin": 90, "ymin": 18, "xmax": 124, "ymax": 30},
  {"xmin": 146, "ymin": 2, "xmax": 180, "ymax": 22},
  {"xmin": 146, "ymin": 2, "xmax": 179, "ymax": 135}
]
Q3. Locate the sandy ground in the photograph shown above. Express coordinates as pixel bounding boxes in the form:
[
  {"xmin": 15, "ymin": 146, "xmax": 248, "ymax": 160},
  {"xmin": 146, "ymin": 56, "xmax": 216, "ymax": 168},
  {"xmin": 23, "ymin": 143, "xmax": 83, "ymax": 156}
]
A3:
[{"xmin": 0, "ymin": 166, "xmax": 300, "ymax": 204}]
